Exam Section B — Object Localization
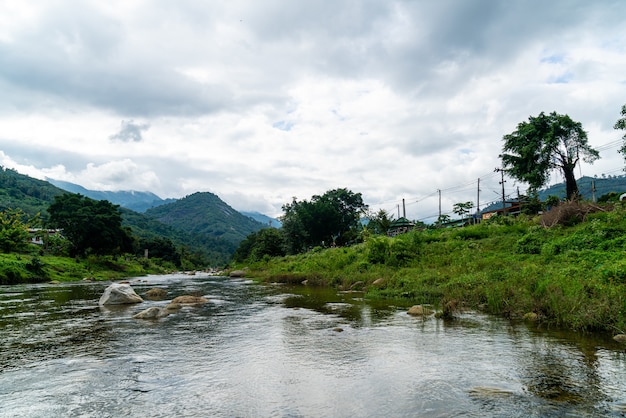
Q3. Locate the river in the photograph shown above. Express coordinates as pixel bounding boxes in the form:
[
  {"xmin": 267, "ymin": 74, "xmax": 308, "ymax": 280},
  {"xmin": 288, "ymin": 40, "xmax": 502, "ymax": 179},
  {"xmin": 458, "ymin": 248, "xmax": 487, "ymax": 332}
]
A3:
[{"xmin": 1, "ymin": 272, "xmax": 625, "ymax": 417}]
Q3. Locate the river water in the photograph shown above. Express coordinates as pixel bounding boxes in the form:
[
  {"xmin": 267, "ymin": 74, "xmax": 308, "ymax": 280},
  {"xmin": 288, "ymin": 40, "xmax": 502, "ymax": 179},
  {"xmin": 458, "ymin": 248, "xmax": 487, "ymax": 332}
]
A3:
[{"xmin": 1, "ymin": 272, "xmax": 625, "ymax": 417}]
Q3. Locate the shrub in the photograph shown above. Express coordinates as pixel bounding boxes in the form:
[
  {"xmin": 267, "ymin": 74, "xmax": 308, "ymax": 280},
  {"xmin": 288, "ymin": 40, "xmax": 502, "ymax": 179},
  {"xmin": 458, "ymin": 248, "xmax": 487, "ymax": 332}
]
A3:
[
  {"xmin": 366, "ymin": 236, "xmax": 389, "ymax": 264},
  {"xmin": 540, "ymin": 201, "xmax": 606, "ymax": 227}
]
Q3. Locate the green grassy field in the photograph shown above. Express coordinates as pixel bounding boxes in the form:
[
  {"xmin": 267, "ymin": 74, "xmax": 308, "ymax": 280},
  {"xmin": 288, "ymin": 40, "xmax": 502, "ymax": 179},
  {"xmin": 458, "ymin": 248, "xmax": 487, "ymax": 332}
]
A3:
[{"xmin": 238, "ymin": 203, "xmax": 626, "ymax": 333}]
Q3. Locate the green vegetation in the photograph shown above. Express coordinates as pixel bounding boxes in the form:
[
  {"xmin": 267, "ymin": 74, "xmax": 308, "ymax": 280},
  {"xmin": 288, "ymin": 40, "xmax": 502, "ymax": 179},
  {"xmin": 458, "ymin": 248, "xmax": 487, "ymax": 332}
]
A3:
[
  {"xmin": 501, "ymin": 111, "xmax": 599, "ymax": 200},
  {"xmin": 48, "ymin": 194, "xmax": 134, "ymax": 257},
  {"xmin": 0, "ymin": 168, "xmax": 260, "ymax": 266},
  {"xmin": 281, "ymin": 188, "xmax": 368, "ymax": 253},
  {"xmin": 0, "ymin": 249, "xmax": 175, "ymax": 285},
  {"xmin": 0, "ymin": 166, "xmax": 65, "ymax": 219},
  {"xmin": 237, "ymin": 201, "xmax": 626, "ymax": 333}
]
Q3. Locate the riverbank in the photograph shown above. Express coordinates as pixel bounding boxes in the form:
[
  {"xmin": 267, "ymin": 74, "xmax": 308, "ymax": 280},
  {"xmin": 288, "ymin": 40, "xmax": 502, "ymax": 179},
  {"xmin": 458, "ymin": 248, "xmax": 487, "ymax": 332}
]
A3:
[
  {"xmin": 238, "ymin": 203, "xmax": 626, "ymax": 334},
  {"xmin": 0, "ymin": 252, "xmax": 176, "ymax": 284}
]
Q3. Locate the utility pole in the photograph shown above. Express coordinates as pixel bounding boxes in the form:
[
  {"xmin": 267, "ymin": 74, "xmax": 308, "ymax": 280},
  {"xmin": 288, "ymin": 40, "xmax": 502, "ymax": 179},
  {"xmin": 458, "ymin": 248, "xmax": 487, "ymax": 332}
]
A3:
[
  {"xmin": 591, "ymin": 179, "xmax": 596, "ymax": 202},
  {"xmin": 495, "ymin": 168, "xmax": 506, "ymax": 213},
  {"xmin": 438, "ymin": 189, "xmax": 441, "ymax": 220},
  {"xmin": 476, "ymin": 178, "xmax": 481, "ymax": 212}
]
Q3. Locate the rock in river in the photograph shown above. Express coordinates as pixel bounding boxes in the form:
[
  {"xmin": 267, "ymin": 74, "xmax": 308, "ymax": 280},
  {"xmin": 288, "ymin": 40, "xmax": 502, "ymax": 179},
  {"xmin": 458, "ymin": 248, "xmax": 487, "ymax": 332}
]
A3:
[
  {"xmin": 145, "ymin": 288, "xmax": 168, "ymax": 300},
  {"xmin": 99, "ymin": 283, "xmax": 144, "ymax": 305},
  {"xmin": 133, "ymin": 307, "xmax": 169, "ymax": 320},
  {"xmin": 407, "ymin": 305, "xmax": 433, "ymax": 316},
  {"xmin": 171, "ymin": 295, "xmax": 208, "ymax": 305}
]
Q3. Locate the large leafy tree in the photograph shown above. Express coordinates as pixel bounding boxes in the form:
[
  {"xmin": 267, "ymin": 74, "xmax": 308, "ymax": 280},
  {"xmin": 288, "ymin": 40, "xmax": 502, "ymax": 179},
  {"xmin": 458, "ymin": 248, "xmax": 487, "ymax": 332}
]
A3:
[
  {"xmin": 500, "ymin": 111, "xmax": 599, "ymax": 200},
  {"xmin": 281, "ymin": 188, "xmax": 368, "ymax": 254},
  {"xmin": 48, "ymin": 194, "xmax": 134, "ymax": 256},
  {"xmin": 233, "ymin": 228, "xmax": 286, "ymax": 262}
]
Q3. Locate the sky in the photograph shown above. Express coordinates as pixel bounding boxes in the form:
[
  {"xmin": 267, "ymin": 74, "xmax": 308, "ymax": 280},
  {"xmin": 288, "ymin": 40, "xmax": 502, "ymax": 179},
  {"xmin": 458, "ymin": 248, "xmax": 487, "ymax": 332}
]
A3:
[{"xmin": 1, "ymin": 0, "xmax": 626, "ymax": 222}]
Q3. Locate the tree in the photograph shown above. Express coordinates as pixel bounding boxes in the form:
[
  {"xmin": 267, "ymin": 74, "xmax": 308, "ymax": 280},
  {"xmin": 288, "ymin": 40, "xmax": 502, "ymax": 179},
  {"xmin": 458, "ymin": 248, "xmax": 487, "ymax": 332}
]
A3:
[
  {"xmin": 0, "ymin": 209, "xmax": 31, "ymax": 252},
  {"xmin": 452, "ymin": 201, "xmax": 474, "ymax": 222},
  {"xmin": 366, "ymin": 209, "xmax": 394, "ymax": 235},
  {"xmin": 47, "ymin": 194, "xmax": 134, "ymax": 256},
  {"xmin": 280, "ymin": 188, "xmax": 368, "ymax": 253},
  {"xmin": 138, "ymin": 236, "xmax": 180, "ymax": 266},
  {"xmin": 233, "ymin": 228, "xmax": 286, "ymax": 262},
  {"xmin": 615, "ymin": 104, "xmax": 626, "ymax": 162},
  {"xmin": 500, "ymin": 112, "xmax": 599, "ymax": 200}
]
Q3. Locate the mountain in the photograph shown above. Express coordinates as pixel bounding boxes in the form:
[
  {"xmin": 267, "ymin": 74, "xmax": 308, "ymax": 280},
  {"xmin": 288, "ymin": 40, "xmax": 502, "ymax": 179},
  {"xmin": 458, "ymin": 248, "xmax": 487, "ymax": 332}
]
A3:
[
  {"xmin": 47, "ymin": 178, "xmax": 175, "ymax": 212},
  {"xmin": 241, "ymin": 211, "xmax": 282, "ymax": 228},
  {"xmin": 0, "ymin": 168, "xmax": 241, "ymax": 265},
  {"xmin": 0, "ymin": 167, "xmax": 66, "ymax": 218},
  {"xmin": 144, "ymin": 192, "xmax": 267, "ymax": 246}
]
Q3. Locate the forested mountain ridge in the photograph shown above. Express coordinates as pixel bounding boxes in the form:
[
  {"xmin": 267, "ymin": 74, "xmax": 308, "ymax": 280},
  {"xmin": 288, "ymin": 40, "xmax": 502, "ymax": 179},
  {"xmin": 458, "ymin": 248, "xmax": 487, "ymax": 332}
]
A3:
[
  {"xmin": 144, "ymin": 192, "xmax": 267, "ymax": 246},
  {"xmin": 0, "ymin": 168, "xmax": 250, "ymax": 265},
  {"xmin": 47, "ymin": 178, "xmax": 176, "ymax": 212},
  {"xmin": 0, "ymin": 167, "xmax": 66, "ymax": 218}
]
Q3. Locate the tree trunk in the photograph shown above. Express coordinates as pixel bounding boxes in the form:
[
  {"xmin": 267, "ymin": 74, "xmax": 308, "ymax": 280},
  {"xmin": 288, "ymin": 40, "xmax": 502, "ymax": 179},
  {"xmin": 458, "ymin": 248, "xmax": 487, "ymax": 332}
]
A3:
[{"xmin": 563, "ymin": 165, "xmax": 579, "ymax": 200}]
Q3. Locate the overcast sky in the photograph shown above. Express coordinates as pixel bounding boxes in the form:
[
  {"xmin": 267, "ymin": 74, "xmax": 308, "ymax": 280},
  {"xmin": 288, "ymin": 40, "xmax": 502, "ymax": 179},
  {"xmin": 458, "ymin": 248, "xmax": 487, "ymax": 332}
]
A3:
[{"xmin": 1, "ymin": 0, "xmax": 626, "ymax": 221}]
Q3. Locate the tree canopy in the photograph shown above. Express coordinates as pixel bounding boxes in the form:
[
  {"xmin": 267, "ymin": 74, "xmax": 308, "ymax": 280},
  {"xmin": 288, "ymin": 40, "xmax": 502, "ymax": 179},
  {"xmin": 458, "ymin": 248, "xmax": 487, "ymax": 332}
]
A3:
[
  {"xmin": 281, "ymin": 188, "xmax": 368, "ymax": 254},
  {"xmin": 500, "ymin": 111, "xmax": 599, "ymax": 200},
  {"xmin": 48, "ymin": 194, "xmax": 134, "ymax": 257}
]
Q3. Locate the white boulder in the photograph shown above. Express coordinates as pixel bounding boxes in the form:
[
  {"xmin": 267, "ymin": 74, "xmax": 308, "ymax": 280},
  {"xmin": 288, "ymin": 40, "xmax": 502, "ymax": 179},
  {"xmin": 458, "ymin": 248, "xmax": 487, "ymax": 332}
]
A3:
[{"xmin": 99, "ymin": 283, "xmax": 143, "ymax": 305}]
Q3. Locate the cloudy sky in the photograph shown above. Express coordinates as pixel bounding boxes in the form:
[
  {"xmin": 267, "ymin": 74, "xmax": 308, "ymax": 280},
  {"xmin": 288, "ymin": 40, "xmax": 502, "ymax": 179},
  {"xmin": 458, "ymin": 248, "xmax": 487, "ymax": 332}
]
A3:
[{"xmin": 1, "ymin": 0, "xmax": 626, "ymax": 221}]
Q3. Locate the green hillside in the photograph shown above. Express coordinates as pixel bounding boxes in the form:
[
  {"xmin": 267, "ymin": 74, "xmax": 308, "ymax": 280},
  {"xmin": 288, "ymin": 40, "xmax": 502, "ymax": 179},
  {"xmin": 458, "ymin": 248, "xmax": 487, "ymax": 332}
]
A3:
[
  {"xmin": 0, "ymin": 167, "xmax": 66, "ymax": 218},
  {"xmin": 0, "ymin": 168, "xmax": 238, "ymax": 265},
  {"xmin": 144, "ymin": 192, "xmax": 266, "ymax": 246}
]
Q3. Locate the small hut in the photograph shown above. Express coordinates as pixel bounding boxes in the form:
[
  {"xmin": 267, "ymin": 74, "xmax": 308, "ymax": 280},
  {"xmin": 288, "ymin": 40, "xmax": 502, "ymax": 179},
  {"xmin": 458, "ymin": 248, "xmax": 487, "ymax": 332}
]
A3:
[{"xmin": 388, "ymin": 217, "xmax": 414, "ymax": 236}]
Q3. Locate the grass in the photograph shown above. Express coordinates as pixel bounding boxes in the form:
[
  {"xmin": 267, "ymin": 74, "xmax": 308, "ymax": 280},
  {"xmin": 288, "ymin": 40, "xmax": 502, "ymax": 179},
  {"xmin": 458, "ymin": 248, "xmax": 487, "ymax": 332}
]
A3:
[
  {"xmin": 237, "ymin": 204, "xmax": 626, "ymax": 333},
  {"xmin": 0, "ymin": 250, "xmax": 176, "ymax": 285}
]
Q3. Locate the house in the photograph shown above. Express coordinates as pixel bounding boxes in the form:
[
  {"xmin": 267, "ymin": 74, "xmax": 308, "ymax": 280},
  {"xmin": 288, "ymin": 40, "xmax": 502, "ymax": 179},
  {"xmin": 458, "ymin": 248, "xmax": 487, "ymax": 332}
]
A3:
[
  {"xmin": 388, "ymin": 217, "xmax": 414, "ymax": 236},
  {"xmin": 27, "ymin": 228, "xmax": 62, "ymax": 245}
]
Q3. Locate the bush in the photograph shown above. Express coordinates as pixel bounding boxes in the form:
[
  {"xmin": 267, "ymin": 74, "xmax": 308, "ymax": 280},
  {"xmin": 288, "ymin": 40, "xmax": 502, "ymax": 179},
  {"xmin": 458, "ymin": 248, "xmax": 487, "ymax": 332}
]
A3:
[
  {"xmin": 540, "ymin": 201, "xmax": 607, "ymax": 227},
  {"xmin": 366, "ymin": 236, "xmax": 390, "ymax": 264}
]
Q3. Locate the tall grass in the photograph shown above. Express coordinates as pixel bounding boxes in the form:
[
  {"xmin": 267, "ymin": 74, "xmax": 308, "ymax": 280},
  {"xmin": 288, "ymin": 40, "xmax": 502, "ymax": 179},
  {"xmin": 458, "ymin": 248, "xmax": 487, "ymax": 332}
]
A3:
[{"xmin": 241, "ymin": 204, "xmax": 626, "ymax": 333}]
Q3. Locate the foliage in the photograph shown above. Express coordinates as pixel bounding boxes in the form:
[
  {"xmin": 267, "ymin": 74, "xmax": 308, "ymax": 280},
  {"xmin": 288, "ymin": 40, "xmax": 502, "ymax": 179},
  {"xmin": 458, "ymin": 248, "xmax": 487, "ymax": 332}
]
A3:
[
  {"xmin": 239, "ymin": 204, "xmax": 626, "ymax": 332},
  {"xmin": 452, "ymin": 201, "xmax": 474, "ymax": 220},
  {"xmin": 233, "ymin": 228, "xmax": 286, "ymax": 262},
  {"xmin": 501, "ymin": 112, "xmax": 599, "ymax": 200},
  {"xmin": 0, "ymin": 166, "xmax": 66, "ymax": 220},
  {"xmin": 144, "ymin": 192, "xmax": 266, "ymax": 246},
  {"xmin": 281, "ymin": 188, "xmax": 368, "ymax": 253},
  {"xmin": 0, "ymin": 209, "xmax": 32, "ymax": 253},
  {"xmin": 137, "ymin": 236, "xmax": 181, "ymax": 267},
  {"xmin": 0, "ymin": 252, "xmax": 175, "ymax": 284},
  {"xmin": 48, "ymin": 194, "xmax": 134, "ymax": 257},
  {"xmin": 366, "ymin": 209, "xmax": 395, "ymax": 235}
]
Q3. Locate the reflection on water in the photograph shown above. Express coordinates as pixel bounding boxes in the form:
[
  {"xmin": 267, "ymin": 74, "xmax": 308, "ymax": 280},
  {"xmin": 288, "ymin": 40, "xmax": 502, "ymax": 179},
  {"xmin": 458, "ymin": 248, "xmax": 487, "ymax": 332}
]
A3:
[{"xmin": 1, "ymin": 273, "xmax": 625, "ymax": 417}]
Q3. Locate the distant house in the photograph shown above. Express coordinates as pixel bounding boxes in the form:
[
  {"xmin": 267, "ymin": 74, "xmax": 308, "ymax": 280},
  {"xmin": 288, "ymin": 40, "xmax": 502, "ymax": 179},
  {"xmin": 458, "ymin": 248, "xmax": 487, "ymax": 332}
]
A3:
[
  {"xmin": 388, "ymin": 217, "xmax": 414, "ymax": 236},
  {"xmin": 27, "ymin": 228, "xmax": 62, "ymax": 245},
  {"xmin": 481, "ymin": 201, "xmax": 522, "ymax": 220}
]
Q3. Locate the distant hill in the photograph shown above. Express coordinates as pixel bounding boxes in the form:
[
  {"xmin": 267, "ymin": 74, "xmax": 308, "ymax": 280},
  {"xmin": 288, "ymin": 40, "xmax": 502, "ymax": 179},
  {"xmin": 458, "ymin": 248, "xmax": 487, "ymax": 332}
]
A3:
[
  {"xmin": 241, "ymin": 211, "xmax": 282, "ymax": 228},
  {"xmin": 480, "ymin": 175, "xmax": 626, "ymax": 214},
  {"xmin": 144, "ymin": 192, "xmax": 267, "ymax": 246},
  {"xmin": 0, "ymin": 168, "xmax": 240, "ymax": 265},
  {"xmin": 537, "ymin": 175, "xmax": 626, "ymax": 201},
  {"xmin": 0, "ymin": 167, "xmax": 66, "ymax": 218},
  {"xmin": 47, "ymin": 179, "xmax": 175, "ymax": 212}
]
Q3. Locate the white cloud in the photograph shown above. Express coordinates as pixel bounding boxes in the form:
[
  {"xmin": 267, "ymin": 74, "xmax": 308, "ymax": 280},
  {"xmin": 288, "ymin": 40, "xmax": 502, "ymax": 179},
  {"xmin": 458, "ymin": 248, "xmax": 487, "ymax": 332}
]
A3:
[{"xmin": 0, "ymin": 0, "xmax": 625, "ymax": 221}]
